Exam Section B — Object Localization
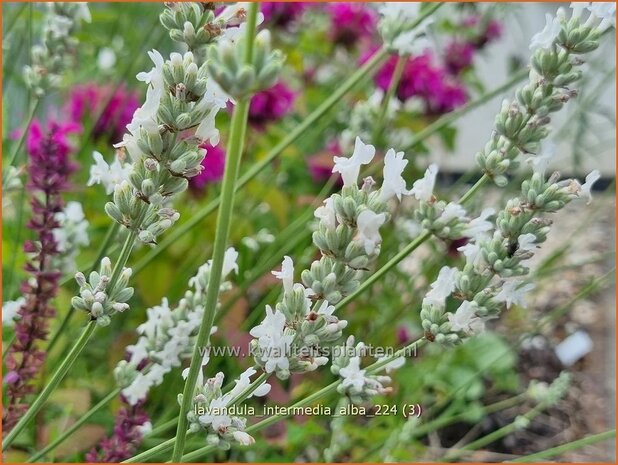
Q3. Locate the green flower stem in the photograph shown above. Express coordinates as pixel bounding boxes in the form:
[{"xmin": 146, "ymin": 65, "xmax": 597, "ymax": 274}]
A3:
[
  {"xmin": 459, "ymin": 173, "xmax": 489, "ymax": 203},
  {"xmin": 123, "ymin": 437, "xmax": 177, "ymax": 463},
  {"xmin": 366, "ymin": 393, "xmax": 527, "ymax": 461},
  {"xmin": 2, "ymin": 93, "xmax": 38, "ymax": 282},
  {"xmin": 539, "ymin": 268, "xmax": 615, "ymax": 329},
  {"xmin": 2, "ymin": 322, "xmax": 97, "ymax": 450},
  {"xmin": 5, "ymin": 139, "xmax": 29, "ymax": 301},
  {"xmin": 26, "ymin": 387, "xmax": 121, "ymax": 462},
  {"xmin": 49, "ymin": 222, "xmax": 121, "ymax": 353},
  {"xmin": 3, "ymin": 3, "xmax": 28, "ymax": 37},
  {"xmin": 130, "ymin": 47, "xmax": 390, "ymax": 276},
  {"xmin": 373, "ymin": 54, "xmax": 407, "ymax": 145},
  {"xmin": 508, "ymin": 429, "xmax": 616, "ymax": 463},
  {"xmin": 410, "ymin": 393, "xmax": 527, "ymax": 439},
  {"xmin": 335, "ymin": 230, "xmax": 432, "ymax": 311},
  {"xmin": 170, "ymin": 5, "xmax": 259, "ymax": 461},
  {"xmin": 442, "ymin": 401, "xmax": 550, "ymax": 462},
  {"xmin": 148, "ymin": 418, "xmax": 178, "ymax": 438},
  {"xmin": 2, "ymin": 5, "xmax": 31, "ymax": 93},
  {"xmin": 3, "ymin": 98, "xmax": 40, "ymax": 174},
  {"xmin": 2, "ymin": 335, "xmax": 16, "ymax": 361}
]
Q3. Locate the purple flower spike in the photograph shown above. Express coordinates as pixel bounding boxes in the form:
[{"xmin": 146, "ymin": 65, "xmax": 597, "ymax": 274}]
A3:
[
  {"xmin": 86, "ymin": 398, "xmax": 150, "ymax": 463},
  {"xmin": 3, "ymin": 119, "xmax": 78, "ymax": 434},
  {"xmin": 3, "ymin": 371, "xmax": 20, "ymax": 385}
]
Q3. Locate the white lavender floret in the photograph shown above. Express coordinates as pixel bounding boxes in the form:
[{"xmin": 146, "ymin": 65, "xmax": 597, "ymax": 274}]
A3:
[{"xmin": 115, "ymin": 248, "xmax": 238, "ymax": 404}]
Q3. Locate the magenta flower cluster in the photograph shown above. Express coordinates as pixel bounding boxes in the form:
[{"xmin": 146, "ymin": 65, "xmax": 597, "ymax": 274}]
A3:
[
  {"xmin": 86, "ymin": 397, "xmax": 150, "ymax": 462},
  {"xmin": 66, "ymin": 83, "xmax": 140, "ymax": 143},
  {"xmin": 443, "ymin": 41, "xmax": 476, "ymax": 76},
  {"xmin": 262, "ymin": 2, "xmax": 377, "ymax": 48},
  {"xmin": 261, "ymin": 2, "xmax": 308, "ymax": 29},
  {"xmin": 327, "ymin": 3, "xmax": 377, "ymax": 48},
  {"xmin": 444, "ymin": 15, "xmax": 503, "ymax": 75},
  {"xmin": 3, "ymin": 119, "xmax": 79, "ymax": 434},
  {"xmin": 249, "ymin": 80, "xmax": 296, "ymax": 128},
  {"xmin": 369, "ymin": 50, "xmax": 468, "ymax": 116}
]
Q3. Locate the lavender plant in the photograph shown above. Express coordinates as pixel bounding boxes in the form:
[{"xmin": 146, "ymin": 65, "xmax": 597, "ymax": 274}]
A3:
[
  {"xmin": 2, "ymin": 2, "xmax": 616, "ymax": 463},
  {"xmin": 3, "ymin": 1, "xmax": 264, "ymax": 449},
  {"xmin": 23, "ymin": 3, "xmax": 91, "ymax": 96},
  {"xmin": 2, "ymin": 3, "xmax": 90, "ymax": 201},
  {"xmin": 170, "ymin": 4, "xmax": 614, "ymax": 460}
]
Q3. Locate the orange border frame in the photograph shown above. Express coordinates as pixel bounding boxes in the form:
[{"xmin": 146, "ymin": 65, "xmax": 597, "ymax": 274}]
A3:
[{"xmin": 0, "ymin": 1, "xmax": 616, "ymax": 464}]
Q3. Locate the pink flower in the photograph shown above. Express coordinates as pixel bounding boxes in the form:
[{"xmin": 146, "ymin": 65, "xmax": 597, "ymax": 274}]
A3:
[
  {"xmin": 66, "ymin": 83, "xmax": 140, "ymax": 143},
  {"xmin": 431, "ymin": 81, "xmax": 468, "ymax": 114},
  {"xmin": 190, "ymin": 142, "xmax": 226, "ymax": 192},
  {"xmin": 327, "ymin": 3, "xmax": 377, "ymax": 48},
  {"xmin": 248, "ymin": 81, "xmax": 296, "ymax": 128},
  {"xmin": 262, "ymin": 2, "xmax": 307, "ymax": 29},
  {"xmin": 444, "ymin": 41, "xmax": 475, "ymax": 75},
  {"xmin": 484, "ymin": 20, "xmax": 503, "ymax": 43},
  {"xmin": 369, "ymin": 49, "xmax": 469, "ymax": 115},
  {"xmin": 462, "ymin": 15, "xmax": 503, "ymax": 49},
  {"xmin": 26, "ymin": 119, "xmax": 81, "ymax": 173}
]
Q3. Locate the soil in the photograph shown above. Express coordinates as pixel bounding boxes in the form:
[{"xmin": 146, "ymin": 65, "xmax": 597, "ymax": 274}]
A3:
[{"xmin": 433, "ymin": 193, "xmax": 616, "ymax": 462}]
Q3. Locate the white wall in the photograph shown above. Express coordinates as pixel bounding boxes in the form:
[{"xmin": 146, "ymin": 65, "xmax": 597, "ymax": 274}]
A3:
[{"xmin": 431, "ymin": 2, "xmax": 616, "ymax": 176}]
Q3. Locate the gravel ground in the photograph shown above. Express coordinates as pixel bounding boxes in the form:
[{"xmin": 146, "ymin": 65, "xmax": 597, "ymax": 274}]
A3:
[
  {"xmin": 507, "ymin": 192, "xmax": 615, "ymax": 461},
  {"xmin": 404, "ymin": 188, "xmax": 617, "ymax": 461}
]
